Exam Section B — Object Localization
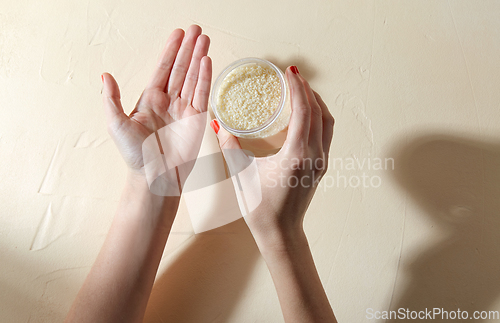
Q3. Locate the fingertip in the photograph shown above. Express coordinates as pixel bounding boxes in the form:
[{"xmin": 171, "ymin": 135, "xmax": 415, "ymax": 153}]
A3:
[
  {"xmin": 101, "ymin": 72, "xmax": 114, "ymax": 86},
  {"xmin": 186, "ymin": 24, "xmax": 202, "ymax": 38},
  {"xmin": 202, "ymin": 33, "xmax": 210, "ymax": 43},
  {"xmin": 288, "ymin": 66, "xmax": 311, "ymax": 89},
  {"xmin": 200, "ymin": 56, "xmax": 212, "ymax": 82},
  {"xmin": 101, "ymin": 73, "xmax": 109, "ymax": 94},
  {"xmin": 201, "ymin": 55, "xmax": 212, "ymax": 69},
  {"xmin": 102, "ymin": 73, "xmax": 120, "ymax": 97},
  {"xmin": 286, "ymin": 66, "xmax": 308, "ymax": 104},
  {"xmin": 210, "ymin": 119, "xmax": 220, "ymax": 134},
  {"xmin": 101, "ymin": 72, "xmax": 111, "ymax": 83},
  {"xmin": 198, "ymin": 34, "xmax": 210, "ymax": 47},
  {"xmin": 188, "ymin": 24, "xmax": 202, "ymax": 33},
  {"xmin": 286, "ymin": 66, "xmax": 301, "ymax": 86},
  {"xmin": 170, "ymin": 28, "xmax": 185, "ymax": 42}
]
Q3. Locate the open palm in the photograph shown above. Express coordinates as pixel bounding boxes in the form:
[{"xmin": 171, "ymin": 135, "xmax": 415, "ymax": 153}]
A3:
[{"xmin": 102, "ymin": 25, "xmax": 211, "ymax": 175}]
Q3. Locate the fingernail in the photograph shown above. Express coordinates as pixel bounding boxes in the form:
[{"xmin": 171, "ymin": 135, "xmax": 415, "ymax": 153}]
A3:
[
  {"xmin": 210, "ymin": 119, "xmax": 220, "ymax": 134},
  {"xmin": 290, "ymin": 66, "xmax": 299, "ymax": 74},
  {"xmin": 101, "ymin": 74, "xmax": 104, "ymax": 83}
]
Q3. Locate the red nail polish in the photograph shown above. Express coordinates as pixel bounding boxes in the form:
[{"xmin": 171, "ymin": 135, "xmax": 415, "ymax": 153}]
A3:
[
  {"xmin": 101, "ymin": 74, "xmax": 104, "ymax": 83},
  {"xmin": 290, "ymin": 66, "xmax": 299, "ymax": 74},
  {"xmin": 210, "ymin": 119, "xmax": 220, "ymax": 134}
]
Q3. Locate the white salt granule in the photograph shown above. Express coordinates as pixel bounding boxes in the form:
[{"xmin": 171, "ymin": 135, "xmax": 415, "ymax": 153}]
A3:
[{"xmin": 217, "ymin": 63, "xmax": 282, "ymax": 131}]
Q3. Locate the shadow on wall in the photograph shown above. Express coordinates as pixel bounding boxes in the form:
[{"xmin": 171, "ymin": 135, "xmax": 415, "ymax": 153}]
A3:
[
  {"xmin": 388, "ymin": 134, "xmax": 500, "ymax": 322},
  {"xmin": 143, "ymin": 218, "xmax": 260, "ymax": 323}
]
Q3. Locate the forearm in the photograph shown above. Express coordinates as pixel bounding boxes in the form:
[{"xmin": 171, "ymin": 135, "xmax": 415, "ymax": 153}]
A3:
[
  {"xmin": 252, "ymin": 226, "xmax": 337, "ymax": 323},
  {"xmin": 65, "ymin": 172, "xmax": 180, "ymax": 323}
]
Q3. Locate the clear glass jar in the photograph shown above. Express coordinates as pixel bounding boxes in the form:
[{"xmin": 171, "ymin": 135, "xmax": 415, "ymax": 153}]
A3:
[{"xmin": 211, "ymin": 58, "xmax": 291, "ymax": 153}]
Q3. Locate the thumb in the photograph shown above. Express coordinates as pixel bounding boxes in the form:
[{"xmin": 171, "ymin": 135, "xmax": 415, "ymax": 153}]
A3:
[
  {"xmin": 210, "ymin": 119, "xmax": 251, "ymax": 177},
  {"xmin": 210, "ymin": 119, "xmax": 242, "ymax": 151},
  {"xmin": 101, "ymin": 73, "xmax": 127, "ymax": 127}
]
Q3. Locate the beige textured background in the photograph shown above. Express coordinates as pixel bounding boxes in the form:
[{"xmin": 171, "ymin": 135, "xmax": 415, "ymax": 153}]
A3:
[{"xmin": 2, "ymin": 0, "xmax": 500, "ymax": 322}]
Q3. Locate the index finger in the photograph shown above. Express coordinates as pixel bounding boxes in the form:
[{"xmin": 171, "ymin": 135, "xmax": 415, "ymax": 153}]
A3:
[
  {"xmin": 146, "ymin": 28, "xmax": 185, "ymax": 92},
  {"xmin": 283, "ymin": 67, "xmax": 311, "ymax": 152}
]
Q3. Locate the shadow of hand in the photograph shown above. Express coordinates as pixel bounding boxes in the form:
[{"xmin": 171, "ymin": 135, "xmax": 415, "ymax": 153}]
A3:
[
  {"xmin": 143, "ymin": 219, "xmax": 260, "ymax": 323},
  {"xmin": 388, "ymin": 135, "xmax": 500, "ymax": 322}
]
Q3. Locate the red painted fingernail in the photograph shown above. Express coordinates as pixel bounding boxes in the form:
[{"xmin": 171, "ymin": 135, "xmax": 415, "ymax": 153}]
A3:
[
  {"xmin": 101, "ymin": 74, "xmax": 104, "ymax": 83},
  {"xmin": 290, "ymin": 66, "xmax": 299, "ymax": 74},
  {"xmin": 210, "ymin": 119, "xmax": 220, "ymax": 134}
]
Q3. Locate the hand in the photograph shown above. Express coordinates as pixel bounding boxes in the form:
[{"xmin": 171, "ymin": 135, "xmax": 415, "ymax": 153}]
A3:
[
  {"xmin": 213, "ymin": 66, "xmax": 334, "ymax": 249},
  {"xmin": 66, "ymin": 26, "xmax": 212, "ymax": 323},
  {"xmin": 213, "ymin": 66, "xmax": 336, "ymax": 322},
  {"xmin": 102, "ymin": 25, "xmax": 212, "ymax": 180}
]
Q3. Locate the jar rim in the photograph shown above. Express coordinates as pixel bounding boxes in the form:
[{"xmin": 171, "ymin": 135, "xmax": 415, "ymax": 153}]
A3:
[{"xmin": 210, "ymin": 57, "xmax": 287, "ymax": 135}]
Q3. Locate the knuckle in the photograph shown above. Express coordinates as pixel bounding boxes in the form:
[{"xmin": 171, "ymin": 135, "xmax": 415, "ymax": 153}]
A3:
[
  {"xmin": 310, "ymin": 103, "xmax": 322, "ymax": 118},
  {"xmin": 313, "ymin": 156, "xmax": 327, "ymax": 173},
  {"xmin": 288, "ymin": 145, "xmax": 308, "ymax": 161},
  {"xmin": 157, "ymin": 61, "xmax": 172, "ymax": 71},
  {"xmin": 300, "ymin": 78, "xmax": 310, "ymax": 88},
  {"xmin": 292, "ymin": 103, "xmax": 310, "ymax": 117},
  {"xmin": 185, "ymin": 72, "xmax": 198, "ymax": 82},
  {"xmin": 194, "ymin": 86, "xmax": 210, "ymax": 99},
  {"xmin": 171, "ymin": 63, "xmax": 188, "ymax": 74},
  {"xmin": 219, "ymin": 136, "xmax": 232, "ymax": 150}
]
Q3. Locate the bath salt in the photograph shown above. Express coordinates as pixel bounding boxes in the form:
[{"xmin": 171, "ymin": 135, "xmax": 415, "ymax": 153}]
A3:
[{"xmin": 216, "ymin": 63, "xmax": 282, "ymax": 131}]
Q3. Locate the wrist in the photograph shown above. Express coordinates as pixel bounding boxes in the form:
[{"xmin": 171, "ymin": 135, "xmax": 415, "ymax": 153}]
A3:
[
  {"xmin": 124, "ymin": 170, "xmax": 158, "ymax": 201},
  {"xmin": 247, "ymin": 218, "xmax": 309, "ymax": 256},
  {"xmin": 120, "ymin": 170, "xmax": 180, "ymax": 232}
]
